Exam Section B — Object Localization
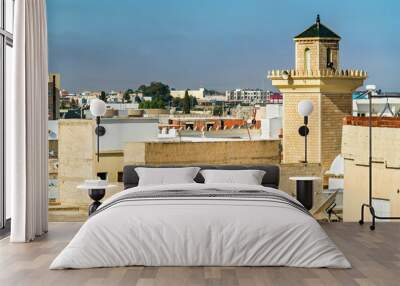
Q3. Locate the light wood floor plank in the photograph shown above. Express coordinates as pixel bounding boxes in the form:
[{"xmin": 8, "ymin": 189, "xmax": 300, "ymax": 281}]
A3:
[{"xmin": 0, "ymin": 222, "xmax": 399, "ymax": 286}]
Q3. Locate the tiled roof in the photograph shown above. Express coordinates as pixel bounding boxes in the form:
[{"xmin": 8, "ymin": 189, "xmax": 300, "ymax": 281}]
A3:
[{"xmin": 294, "ymin": 15, "xmax": 340, "ymax": 39}]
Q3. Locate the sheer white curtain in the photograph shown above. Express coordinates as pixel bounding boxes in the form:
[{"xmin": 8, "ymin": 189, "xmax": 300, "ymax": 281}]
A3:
[{"xmin": 7, "ymin": 0, "xmax": 48, "ymax": 242}]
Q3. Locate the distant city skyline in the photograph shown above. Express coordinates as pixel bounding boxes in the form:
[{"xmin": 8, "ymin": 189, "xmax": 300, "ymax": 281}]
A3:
[{"xmin": 47, "ymin": 0, "xmax": 400, "ymax": 93}]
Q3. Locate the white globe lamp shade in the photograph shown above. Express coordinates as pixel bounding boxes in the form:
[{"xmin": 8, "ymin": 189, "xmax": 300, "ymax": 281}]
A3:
[
  {"xmin": 298, "ymin": 100, "xmax": 314, "ymax": 117},
  {"xmin": 90, "ymin": 99, "xmax": 106, "ymax": 117},
  {"xmin": 366, "ymin": 84, "xmax": 376, "ymax": 91}
]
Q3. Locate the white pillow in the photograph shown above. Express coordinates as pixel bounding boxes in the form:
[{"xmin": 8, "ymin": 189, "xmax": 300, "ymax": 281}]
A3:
[
  {"xmin": 135, "ymin": 167, "xmax": 200, "ymax": 186},
  {"xmin": 200, "ymin": 169, "xmax": 266, "ymax": 185}
]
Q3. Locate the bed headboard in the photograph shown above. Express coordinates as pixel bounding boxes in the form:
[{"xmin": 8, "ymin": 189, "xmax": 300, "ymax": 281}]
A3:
[{"xmin": 123, "ymin": 165, "xmax": 280, "ymax": 189}]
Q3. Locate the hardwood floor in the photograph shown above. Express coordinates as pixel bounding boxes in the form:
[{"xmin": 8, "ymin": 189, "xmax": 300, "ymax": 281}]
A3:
[{"xmin": 0, "ymin": 222, "xmax": 399, "ymax": 286}]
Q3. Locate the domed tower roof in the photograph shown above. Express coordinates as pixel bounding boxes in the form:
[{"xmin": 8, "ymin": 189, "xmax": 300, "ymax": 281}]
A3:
[{"xmin": 294, "ymin": 15, "xmax": 340, "ymax": 39}]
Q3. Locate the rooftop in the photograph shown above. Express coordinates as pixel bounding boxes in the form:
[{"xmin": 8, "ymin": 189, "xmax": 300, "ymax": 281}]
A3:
[
  {"xmin": 294, "ymin": 15, "xmax": 340, "ymax": 39},
  {"xmin": 343, "ymin": 116, "xmax": 400, "ymax": 128}
]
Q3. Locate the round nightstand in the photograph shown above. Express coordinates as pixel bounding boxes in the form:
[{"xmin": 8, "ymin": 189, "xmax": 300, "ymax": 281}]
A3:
[
  {"xmin": 289, "ymin": 176, "xmax": 321, "ymax": 210},
  {"xmin": 77, "ymin": 183, "xmax": 116, "ymax": 215}
]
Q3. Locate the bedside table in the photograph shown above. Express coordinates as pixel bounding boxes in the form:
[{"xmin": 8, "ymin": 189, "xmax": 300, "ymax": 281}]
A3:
[
  {"xmin": 289, "ymin": 176, "xmax": 321, "ymax": 210},
  {"xmin": 77, "ymin": 183, "xmax": 116, "ymax": 215}
]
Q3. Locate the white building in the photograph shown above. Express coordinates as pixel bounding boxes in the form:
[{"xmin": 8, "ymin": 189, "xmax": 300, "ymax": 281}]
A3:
[
  {"xmin": 107, "ymin": 90, "xmax": 123, "ymax": 103},
  {"xmin": 99, "ymin": 118, "xmax": 159, "ymax": 151},
  {"xmin": 76, "ymin": 92, "xmax": 97, "ymax": 106},
  {"xmin": 105, "ymin": 103, "xmax": 139, "ymax": 110},
  {"xmin": 225, "ymin": 89, "xmax": 273, "ymax": 104},
  {"xmin": 260, "ymin": 104, "xmax": 283, "ymax": 139},
  {"xmin": 202, "ymin": 94, "xmax": 227, "ymax": 102},
  {"xmin": 170, "ymin": 88, "xmax": 205, "ymax": 100},
  {"xmin": 353, "ymin": 96, "xmax": 400, "ymax": 117}
]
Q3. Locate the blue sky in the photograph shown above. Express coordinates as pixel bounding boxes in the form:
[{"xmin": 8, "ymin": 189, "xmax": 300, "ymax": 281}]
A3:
[{"xmin": 47, "ymin": 0, "xmax": 400, "ymax": 92}]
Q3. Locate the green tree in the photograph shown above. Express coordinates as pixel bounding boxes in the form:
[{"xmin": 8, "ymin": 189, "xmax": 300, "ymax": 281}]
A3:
[
  {"xmin": 144, "ymin": 82, "xmax": 170, "ymax": 97},
  {"xmin": 191, "ymin": 96, "xmax": 198, "ymax": 107},
  {"xmin": 135, "ymin": 81, "xmax": 173, "ymax": 109},
  {"xmin": 99, "ymin": 91, "xmax": 107, "ymax": 102},
  {"xmin": 137, "ymin": 82, "xmax": 172, "ymax": 107},
  {"xmin": 183, "ymin": 90, "xmax": 191, "ymax": 114},
  {"xmin": 139, "ymin": 98, "xmax": 165, "ymax": 109},
  {"xmin": 138, "ymin": 85, "xmax": 147, "ymax": 92},
  {"xmin": 172, "ymin": 97, "xmax": 182, "ymax": 108},
  {"xmin": 171, "ymin": 95, "xmax": 198, "ymax": 111}
]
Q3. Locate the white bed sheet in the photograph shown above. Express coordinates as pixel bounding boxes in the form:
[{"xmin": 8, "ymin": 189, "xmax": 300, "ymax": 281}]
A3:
[{"xmin": 50, "ymin": 183, "xmax": 350, "ymax": 269}]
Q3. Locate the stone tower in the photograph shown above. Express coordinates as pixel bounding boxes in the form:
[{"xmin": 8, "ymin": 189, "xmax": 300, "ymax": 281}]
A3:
[{"xmin": 268, "ymin": 15, "xmax": 367, "ymax": 171}]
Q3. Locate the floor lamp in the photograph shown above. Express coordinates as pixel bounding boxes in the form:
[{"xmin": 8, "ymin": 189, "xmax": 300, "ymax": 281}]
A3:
[
  {"xmin": 358, "ymin": 85, "xmax": 400, "ymax": 230},
  {"xmin": 90, "ymin": 99, "xmax": 107, "ymax": 162},
  {"xmin": 298, "ymin": 100, "xmax": 314, "ymax": 163}
]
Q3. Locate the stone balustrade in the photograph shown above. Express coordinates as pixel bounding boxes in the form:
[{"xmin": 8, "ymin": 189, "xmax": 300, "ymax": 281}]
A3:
[{"xmin": 267, "ymin": 69, "xmax": 367, "ymax": 79}]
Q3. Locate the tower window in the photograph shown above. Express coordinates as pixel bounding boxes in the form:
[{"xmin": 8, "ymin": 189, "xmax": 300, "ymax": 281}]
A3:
[
  {"xmin": 304, "ymin": 48, "xmax": 311, "ymax": 72},
  {"xmin": 327, "ymin": 48, "xmax": 333, "ymax": 68}
]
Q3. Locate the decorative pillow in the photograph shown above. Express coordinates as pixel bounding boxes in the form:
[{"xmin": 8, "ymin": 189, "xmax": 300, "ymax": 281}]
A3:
[
  {"xmin": 200, "ymin": 169, "xmax": 266, "ymax": 185},
  {"xmin": 135, "ymin": 167, "xmax": 200, "ymax": 186}
]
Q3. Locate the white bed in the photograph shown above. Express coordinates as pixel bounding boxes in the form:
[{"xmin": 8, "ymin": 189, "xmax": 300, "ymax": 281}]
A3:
[{"xmin": 50, "ymin": 183, "xmax": 350, "ymax": 269}]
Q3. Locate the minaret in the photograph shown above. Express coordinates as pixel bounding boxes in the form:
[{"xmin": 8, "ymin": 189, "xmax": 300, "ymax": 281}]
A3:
[{"xmin": 268, "ymin": 15, "xmax": 366, "ymax": 172}]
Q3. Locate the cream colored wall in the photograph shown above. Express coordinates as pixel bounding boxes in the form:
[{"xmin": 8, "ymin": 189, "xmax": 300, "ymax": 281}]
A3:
[
  {"xmin": 57, "ymin": 121, "xmax": 324, "ymax": 210},
  {"xmin": 58, "ymin": 120, "xmax": 123, "ymax": 207},
  {"xmin": 124, "ymin": 140, "xmax": 281, "ymax": 166},
  {"xmin": 295, "ymin": 39, "xmax": 339, "ymax": 71},
  {"xmin": 124, "ymin": 141, "xmax": 322, "ymax": 196},
  {"xmin": 295, "ymin": 39, "xmax": 319, "ymax": 71},
  {"xmin": 58, "ymin": 120, "xmax": 96, "ymax": 207},
  {"xmin": 58, "ymin": 120, "xmax": 284, "ymax": 206},
  {"xmin": 342, "ymin": 125, "xmax": 400, "ymax": 221},
  {"xmin": 282, "ymin": 93, "xmax": 321, "ymax": 164},
  {"xmin": 96, "ymin": 153, "xmax": 124, "ymax": 182},
  {"xmin": 95, "ymin": 152, "xmax": 124, "ymax": 197},
  {"xmin": 124, "ymin": 142, "xmax": 146, "ymax": 164},
  {"xmin": 320, "ymin": 93, "xmax": 352, "ymax": 171},
  {"xmin": 267, "ymin": 76, "xmax": 364, "ymax": 174},
  {"xmin": 281, "ymin": 91, "xmax": 354, "ymax": 173}
]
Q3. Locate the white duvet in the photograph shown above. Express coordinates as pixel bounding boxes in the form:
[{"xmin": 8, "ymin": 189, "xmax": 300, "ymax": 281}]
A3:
[{"xmin": 50, "ymin": 183, "xmax": 350, "ymax": 269}]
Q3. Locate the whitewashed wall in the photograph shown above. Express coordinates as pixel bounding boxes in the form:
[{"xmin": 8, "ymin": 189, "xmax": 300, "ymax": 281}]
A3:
[{"xmin": 99, "ymin": 118, "xmax": 159, "ymax": 151}]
